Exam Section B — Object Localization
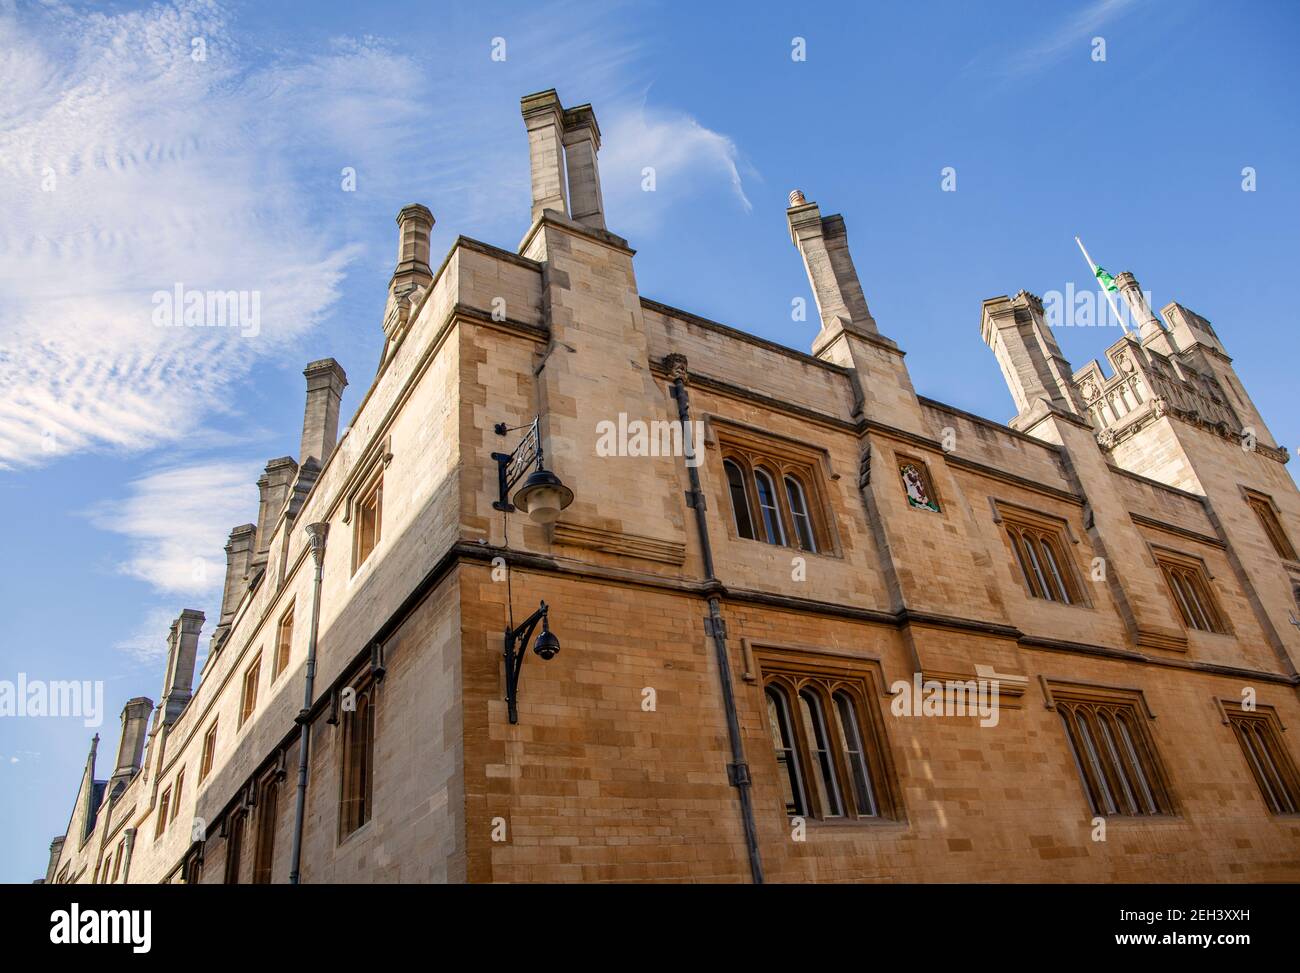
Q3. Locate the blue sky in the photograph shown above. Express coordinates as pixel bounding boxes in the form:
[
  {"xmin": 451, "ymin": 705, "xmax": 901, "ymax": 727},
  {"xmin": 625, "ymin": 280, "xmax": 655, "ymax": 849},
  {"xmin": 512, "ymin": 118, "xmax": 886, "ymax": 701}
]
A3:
[{"xmin": 1, "ymin": 0, "xmax": 1297, "ymax": 882}]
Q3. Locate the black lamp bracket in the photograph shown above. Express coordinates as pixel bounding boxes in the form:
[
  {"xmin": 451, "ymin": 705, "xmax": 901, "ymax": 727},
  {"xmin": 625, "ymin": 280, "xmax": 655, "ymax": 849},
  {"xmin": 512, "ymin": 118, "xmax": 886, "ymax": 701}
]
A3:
[
  {"xmin": 492, "ymin": 416, "xmax": 542, "ymax": 512},
  {"xmin": 504, "ymin": 600, "xmax": 548, "ymax": 724}
]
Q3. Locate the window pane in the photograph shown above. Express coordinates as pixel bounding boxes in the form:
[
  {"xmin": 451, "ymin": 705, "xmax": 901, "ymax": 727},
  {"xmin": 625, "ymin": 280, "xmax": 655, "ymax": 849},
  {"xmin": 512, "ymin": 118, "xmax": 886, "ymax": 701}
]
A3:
[
  {"xmin": 1177, "ymin": 572, "xmax": 1210, "ymax": 630},
  {"xmin": 724, "ymin": 460, "xmax": 755, "ymax": 540},
  {"xmin": 766, "ymin": 687, "xmax": 806, "ymax": 817},
  {"xmin": 1095, "ymin": 712, "xmax": 1138, "ymax": 815},
  {"xmin": 1022, "ymin": 534, "xmax": 1052, "ymax": 601},
  {"xmin": 754, "ymin": 469, "xmax": 785, "ymax": 546},
  {"xmin": 1163, "ymin": 566, "xmax": 1197, "ymax": 628},
  {"xmin": 833, "ymin": 691, "xmax": 877, "ymax": 817},
  {"xmin": 784, "ymin": 476, "xmax": 817, "ymax": 553},
  {"xmin": 1114, "ymin": 712, "xmax": 1159, "ymax": 814},
  {"xmin": 1236, "ymin": 723, "xmax": 1282, "ymax": 814},
  {"xmin": 1073, "ymin": 709, "xmax": 1117, "ymax": 815},
  {"xmin": 1037, "ymin": 536, "xmax": 1071, "ymax": 605},
  {"xmin": 253, "ymin": 780, "xmax": 278, "ymax": 884},
  {"xmin": 798, "ymin": 689, "xmax": 843, "ymax": 817},
  {"xmin": 224, "ymin": 813, "xmax": 244, "ymax": 885}
]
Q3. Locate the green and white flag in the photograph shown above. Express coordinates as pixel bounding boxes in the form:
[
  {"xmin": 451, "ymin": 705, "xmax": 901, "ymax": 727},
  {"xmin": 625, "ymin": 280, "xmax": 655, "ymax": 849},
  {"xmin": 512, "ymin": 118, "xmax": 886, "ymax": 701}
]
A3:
[{"xmin": 1074, "ymin": 236, "xmax": 1131, "ymax": 334}]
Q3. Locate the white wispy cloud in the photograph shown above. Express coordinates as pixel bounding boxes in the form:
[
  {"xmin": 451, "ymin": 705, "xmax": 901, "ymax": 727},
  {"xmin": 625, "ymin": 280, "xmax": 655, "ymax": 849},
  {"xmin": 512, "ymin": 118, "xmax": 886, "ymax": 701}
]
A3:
[
  {"xmin": 112, "ymin": 606, "xmax": 190, "ymax": 665},
  {"xmin": 966, "ymin": 0, "xmax": 1142, "ymax": 80},
  {"xmin": 85, "ymin": 458, "xmax": 261, "ymax": 598},
  {"xmin": 601, "ymin": 97, "xmax": 754, "ymax": 234},
  {"xmin": 0, "ymin": 1, "xmax": 753, "ymax": 474},
  {"xmin": 0, "ymin": 1, "xmax": 416, "ymax": 469}
]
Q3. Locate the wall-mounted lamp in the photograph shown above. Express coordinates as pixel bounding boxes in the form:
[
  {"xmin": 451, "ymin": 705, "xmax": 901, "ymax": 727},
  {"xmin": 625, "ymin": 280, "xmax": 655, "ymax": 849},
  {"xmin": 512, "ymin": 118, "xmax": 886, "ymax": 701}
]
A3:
[
  {"xmin": 504, "ymin": 600, "xmax": 559, "ymax": 724},
  {"xmin": 492, "ymin": 417, "xmax": 574, "ymax": 525}
]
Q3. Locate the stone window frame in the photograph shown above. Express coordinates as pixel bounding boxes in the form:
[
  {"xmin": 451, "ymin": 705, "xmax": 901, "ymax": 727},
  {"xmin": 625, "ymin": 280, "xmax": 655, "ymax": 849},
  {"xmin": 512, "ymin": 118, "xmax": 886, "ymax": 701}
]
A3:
[
  {"xmin": 341, "ymin": 435, "xmax": 392, "ymax": 575},
  {"xmin": 993, "ymin": 501, "xmax": 1089, "ymax": 607},
  {"xmin": 896, "ymin": 453, "xmax": 941, "ymax": 513},
  {"xmin": 252, "ymin": 772, "xmax": 281, "ymax": 884},
  {"xmin": 110, "ymin": 840, "xmax": 123, "ymax": 882},
  {"xmin": 338, "ymin": 670, "xmax": 379, "ymax": 842},
  {"xmin": 1150, "ymin": 546, "xmax": 1229, "ymax": 635},
  {"xmin": 351, "ymin": 468, "xmax": 384, "ymax": 574},
  {"xmin": 154, "ymin": 785, "xmax": 172, "ymax": 840},
  {"xmin": 238, "ymin": 652, "xmax": 262, "ymax": 728},
  {"xmin": 223, "ymin": 810, "xmax": 246, "ymax": 885},
  {"xmin": 171, "ymin": 767, "xmax": 185, "ymax": 823},
  {"xmin": 751, "ymin": 646, "xmax": 901, "ymax": 825},
  {"xmin": 272, "ymin": 602, "xmax": 295, "ymax": 680},
  {"xmin": 199, "ymin": 721, "xmax": 218, "ymax": 781},
  {"xmin": 1242, "ymin": 488, "xmax": 1298, "ymax": 562},
  {"xmin": 1216, "ymin": 699, "xmax": 1300, "ymax": 816},
  {"xmin": 713, "ymin": 424, "xmax": 839, "ymax": 557},
  {"xmin": 1042, "ymin": 679, "xmax": 1175, "ymax": 819}
]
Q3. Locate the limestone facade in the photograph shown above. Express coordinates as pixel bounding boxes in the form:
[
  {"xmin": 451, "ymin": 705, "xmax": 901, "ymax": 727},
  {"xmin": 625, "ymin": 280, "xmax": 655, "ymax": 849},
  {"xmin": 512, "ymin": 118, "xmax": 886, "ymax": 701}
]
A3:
[{"xmin": 41, "ymin": 89, "xmax": 1300, "ymax": 885}]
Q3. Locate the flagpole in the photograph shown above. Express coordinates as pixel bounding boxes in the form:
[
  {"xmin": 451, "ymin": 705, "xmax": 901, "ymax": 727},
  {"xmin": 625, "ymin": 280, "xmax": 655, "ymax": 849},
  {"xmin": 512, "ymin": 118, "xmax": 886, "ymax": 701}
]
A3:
[{"xmin": 1075, "ymin": 236, "xmax": 1130, "ymax": 334}]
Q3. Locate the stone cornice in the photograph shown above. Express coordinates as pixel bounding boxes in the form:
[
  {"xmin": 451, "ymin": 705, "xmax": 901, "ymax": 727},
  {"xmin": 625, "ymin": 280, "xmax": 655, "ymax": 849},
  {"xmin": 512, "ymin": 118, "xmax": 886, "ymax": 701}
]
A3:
[{"xmin": 641, "ymin": 299, "xmax": 853, "ymax": 374}]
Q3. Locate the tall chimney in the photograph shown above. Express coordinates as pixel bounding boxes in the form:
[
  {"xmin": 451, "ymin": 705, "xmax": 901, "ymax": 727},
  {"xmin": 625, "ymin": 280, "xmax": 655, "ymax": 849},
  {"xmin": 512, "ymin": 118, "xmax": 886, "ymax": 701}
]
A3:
[
  {"xmin": 562, "ymin": 104, "xmax": 605, "ymax": 229},
  {"xmin": 521, "ymin": 89, "xmax": 569, "ymax": 222},
  {"xmin": 213, "ymin": 523, "xmax": 255, "ymax": 649},
  {"xmin": 381, "ymin": 205, "xmax": 435, "ymax": 362},
  {"xmin": 299, "ymin": 359, "xmax": 348, "ymax": 469},
  {"xmin": 391, "ymin": 204, "xmax": 434, "ymax": 300},
  {"xmin": 249, "ymin": 457, "xmax": 298, "ymax": 579},
  {"xmin": 158, "ymin": 610, "xmax": 204, "ymax": 727},
  {"xmin": 787, "ymin": 191, "xmax": 878, "ymax": 336},
  {"xmin": 43, "ymin": 836, "xmax": 66, "ymax": 883},
  {"xmin": 112, "ymin": 697, "xmax": 154, "ymax": 781}
]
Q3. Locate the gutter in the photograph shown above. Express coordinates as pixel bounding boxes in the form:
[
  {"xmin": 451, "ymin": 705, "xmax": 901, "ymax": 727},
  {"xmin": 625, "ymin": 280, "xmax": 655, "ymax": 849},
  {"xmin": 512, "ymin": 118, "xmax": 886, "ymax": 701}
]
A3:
[
  {"xmin": 668, "ymin": 356, "xmax": 764, "ymax": 884},
  {"xmin": 288, "ymin": 522, "xmax": 330, "ymax": 884}
]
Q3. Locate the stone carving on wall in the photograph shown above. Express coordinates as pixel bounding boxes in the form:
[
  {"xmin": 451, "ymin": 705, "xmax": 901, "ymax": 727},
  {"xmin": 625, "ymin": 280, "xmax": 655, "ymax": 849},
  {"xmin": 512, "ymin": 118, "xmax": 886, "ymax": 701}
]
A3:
[{"xmin": 900, "ymin": 461, "xmax": 940, "ymax": 512}]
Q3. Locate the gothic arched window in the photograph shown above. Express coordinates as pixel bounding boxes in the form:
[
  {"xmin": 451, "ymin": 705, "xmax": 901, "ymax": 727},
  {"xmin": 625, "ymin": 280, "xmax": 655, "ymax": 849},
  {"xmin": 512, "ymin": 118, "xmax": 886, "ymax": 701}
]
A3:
[{"xmin": 724, "ymin": 459, "xmax": 756, "ymax": 540}]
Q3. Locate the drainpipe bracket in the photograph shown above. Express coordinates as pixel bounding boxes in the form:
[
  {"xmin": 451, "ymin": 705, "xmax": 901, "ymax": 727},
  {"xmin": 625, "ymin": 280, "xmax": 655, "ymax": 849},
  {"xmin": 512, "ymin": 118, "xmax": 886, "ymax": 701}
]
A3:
[
  {"xmin": 727, "ymin": 762, "xmax": 751, "ymax": 787},
  {"xmin": 703, "ymin": 615, "xmax": 728, "ymax": 639}
]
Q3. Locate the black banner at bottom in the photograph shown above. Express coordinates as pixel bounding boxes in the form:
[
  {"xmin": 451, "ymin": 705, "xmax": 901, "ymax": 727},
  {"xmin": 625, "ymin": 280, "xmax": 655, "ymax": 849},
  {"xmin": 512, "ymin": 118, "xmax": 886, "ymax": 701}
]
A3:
[{"xmin": 2, "ymin": 882, "xmax": 1283, "ymax": 959}]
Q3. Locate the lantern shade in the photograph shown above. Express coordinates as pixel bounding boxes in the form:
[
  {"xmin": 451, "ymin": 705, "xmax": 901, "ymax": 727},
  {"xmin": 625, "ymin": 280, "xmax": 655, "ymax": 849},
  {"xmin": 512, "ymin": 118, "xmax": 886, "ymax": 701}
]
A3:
[{"xmin": 512, "ymin": 468, "xmax": 574, "ymax": 524}]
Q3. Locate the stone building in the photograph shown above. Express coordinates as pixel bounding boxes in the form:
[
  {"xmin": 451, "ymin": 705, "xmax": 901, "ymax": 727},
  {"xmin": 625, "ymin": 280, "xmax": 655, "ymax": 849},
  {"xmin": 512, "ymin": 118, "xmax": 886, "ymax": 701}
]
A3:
[{"xmin": 40, "ymin": 89, "xmax": 1300, "ymax": 885}]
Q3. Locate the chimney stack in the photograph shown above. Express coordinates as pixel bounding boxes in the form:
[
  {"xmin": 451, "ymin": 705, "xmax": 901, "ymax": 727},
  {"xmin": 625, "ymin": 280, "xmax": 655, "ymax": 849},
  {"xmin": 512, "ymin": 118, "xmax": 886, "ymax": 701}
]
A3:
[
  {"xmin": 43, "ymin": 837, "xmax": 66, "ymax": 883},
  {"xmin": 391, "ymin": 204, "xmax": 434, "ymax": 300},
  {"xmin": 787, "ymin": 191, "xmax": 879, "ymax": 337},
  {"xmin": 249, "ymin": 457, "xmax": 298, "ymax": 580},
  {"xmin": 213, "ymin": 523, "xmax": 255, "ymax": 648},
  {"xmin": 111, "ymin": 697, "xmax": 154, "ymax": 784},
  {"xmin": 521, "ymin": 90, "xmax": 569, "ymax": 222},
  {"xmin": 158, "ymin": 610, "xmax": 204, "ymax": 727},
  {"xmin": 381, "ymin": 204, "xmax": 435, "ymax": 362},
  {"xmin": 299, "ymin": 359, "xmax": 348, "ymax": 469},
  {"xmin": 562, "ymin": 104, "xmax": 605, "ymax": 229},
  {"xmin": 981, "ymin": 291, "xmax": 1085, "ymax": 428}
]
